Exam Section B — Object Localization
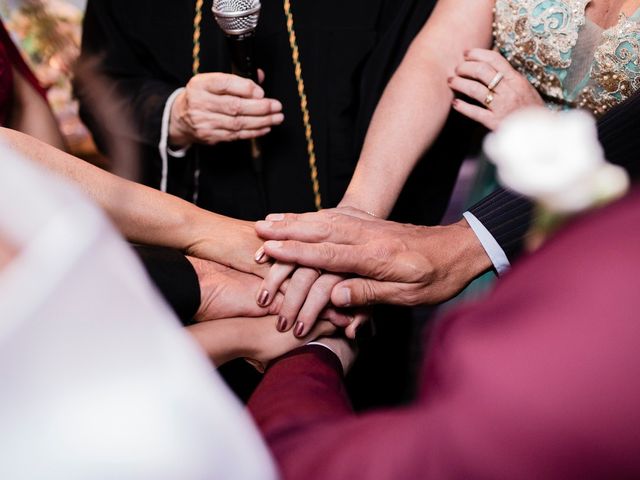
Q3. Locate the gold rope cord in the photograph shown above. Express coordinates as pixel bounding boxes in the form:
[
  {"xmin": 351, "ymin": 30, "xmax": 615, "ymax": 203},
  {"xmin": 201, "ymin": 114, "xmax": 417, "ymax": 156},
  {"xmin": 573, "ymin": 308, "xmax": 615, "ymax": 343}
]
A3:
[
  {"xmin": 283, "ymin": 0, "xmax": 322, "ymax": 210},
  {"xmin": 192, "ymin": 0, "xmax": 322, "ymax": 210},
  {"xmin": 193, "ymin": 0, "xmax": 204, "ymax": 75}
]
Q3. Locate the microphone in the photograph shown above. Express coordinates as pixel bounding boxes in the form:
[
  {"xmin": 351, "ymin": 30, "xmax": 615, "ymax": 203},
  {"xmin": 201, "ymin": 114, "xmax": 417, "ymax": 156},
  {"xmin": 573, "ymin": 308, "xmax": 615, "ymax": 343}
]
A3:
[
  {"xmin": 212, "ymin": 0, "xmax": 266, "ymax": 211},
  {"xmin": 212, "ymin": 0, "xmax": 261, "ymax": 84}
]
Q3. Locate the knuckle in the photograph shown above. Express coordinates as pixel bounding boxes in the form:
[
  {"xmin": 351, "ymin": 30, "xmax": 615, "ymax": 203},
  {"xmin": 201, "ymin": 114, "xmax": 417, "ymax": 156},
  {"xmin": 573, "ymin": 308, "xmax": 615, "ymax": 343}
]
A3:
[
  {"xmin": 360, "ymin": 281, "xmax": 377, "ymax": 305},
  {"xmin": 230, "ymin": 116, "xmax": 244, "ymax": 131},
  {"xmin": 226, "ymin": 98, "xmax": 241, "ymax": 116},
  {"xmin": 320, "ymin": 243, "xmax": 337, "ymax": 262}
]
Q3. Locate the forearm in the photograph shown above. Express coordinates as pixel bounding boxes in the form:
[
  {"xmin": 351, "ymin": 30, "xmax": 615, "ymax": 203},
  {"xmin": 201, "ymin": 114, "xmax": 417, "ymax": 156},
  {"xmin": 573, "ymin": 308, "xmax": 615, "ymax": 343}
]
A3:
[
  {"xmin": 0, "ymin": 128, "xmax": 229, "ymax": 250},
  {"xmin": 249, "ymin": 347, "xmax": 431, "ymax": 480},
  {"xmin": 341, "ymin": 0, "xmax": 494, "ymax": 217},
  {"xmin": 340, "ymin": 46, "xmax": 453, "ymax": 217},
  {"xmin": 249, "ymin": 346, "xmax": 352, "ymax": 439}
]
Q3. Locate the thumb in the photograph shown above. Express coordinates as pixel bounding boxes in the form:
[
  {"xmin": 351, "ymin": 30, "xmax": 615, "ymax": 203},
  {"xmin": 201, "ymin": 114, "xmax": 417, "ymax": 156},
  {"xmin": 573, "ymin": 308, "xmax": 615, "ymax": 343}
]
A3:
[{"xmin": 331, "ymin": 278, "xmax": 397, "ymax": 307}]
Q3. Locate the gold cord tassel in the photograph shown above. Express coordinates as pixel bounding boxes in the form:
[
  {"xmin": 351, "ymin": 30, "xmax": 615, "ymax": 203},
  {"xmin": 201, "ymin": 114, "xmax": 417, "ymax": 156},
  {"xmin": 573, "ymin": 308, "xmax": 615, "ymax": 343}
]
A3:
[
  {"xmin": 192, "ymin": 0, "xmax": 322, "ymax": 210},
  {"xmin": 193, "ymin": 0, "xmax": 203, "ymax": 75},
  {"xmin": 284, "ymin": 0, "xmax": 322, "ymax": 210}
]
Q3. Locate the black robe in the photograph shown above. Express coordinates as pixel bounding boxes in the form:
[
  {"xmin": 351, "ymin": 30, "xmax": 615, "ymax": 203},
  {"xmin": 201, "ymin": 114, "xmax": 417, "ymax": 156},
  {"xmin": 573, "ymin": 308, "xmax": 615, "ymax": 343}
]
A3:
[
  {"xmin": 77, "ymin": 0, "xmax": 477, "ymax": 407},
  {"xmin": 78, "ymin": 0, "xmax": 473, "ymax": 225}
]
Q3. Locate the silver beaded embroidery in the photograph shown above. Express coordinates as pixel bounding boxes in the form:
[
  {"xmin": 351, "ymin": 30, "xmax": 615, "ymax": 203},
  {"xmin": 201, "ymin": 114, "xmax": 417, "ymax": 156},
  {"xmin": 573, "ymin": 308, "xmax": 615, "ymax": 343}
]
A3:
[{"xmin": 494, "ymin": 0, "xmax": 640, "ymax": 115}]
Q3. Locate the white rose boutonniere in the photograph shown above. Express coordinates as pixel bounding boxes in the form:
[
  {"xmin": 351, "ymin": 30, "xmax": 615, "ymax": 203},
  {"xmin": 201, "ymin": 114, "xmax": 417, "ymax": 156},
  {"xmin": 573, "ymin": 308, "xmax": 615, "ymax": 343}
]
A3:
[{"xmin": 484, "ymin": 108, "xmax": 630, "ymax": 249}]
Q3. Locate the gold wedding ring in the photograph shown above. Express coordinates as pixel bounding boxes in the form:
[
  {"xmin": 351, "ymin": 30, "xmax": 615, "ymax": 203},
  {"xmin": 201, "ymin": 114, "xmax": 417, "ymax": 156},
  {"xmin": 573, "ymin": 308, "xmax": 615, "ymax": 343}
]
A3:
[
  {"xmin": 487, "ymin": 71, "xmax": 504, "ymax": 91},
  {"xmin": 484, "ymin": 92, "xmax": 494, "ymax": 106}
]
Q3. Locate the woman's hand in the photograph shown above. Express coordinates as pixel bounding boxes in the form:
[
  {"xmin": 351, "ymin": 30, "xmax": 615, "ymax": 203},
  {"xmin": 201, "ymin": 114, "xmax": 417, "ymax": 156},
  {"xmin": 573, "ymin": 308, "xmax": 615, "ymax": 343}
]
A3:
[
  {"xmin": 185, "ymin": 215, "xmax": 271, "ymax": 278},
  {"xmin": 255, "ymin": 264, "xmax": 362, "ymax": 338},
  {"xmin": 169, "ymin": 71, "xmax": 284, "ymax": 147},
  {"xmin": 187, "ymin": 257, "xmax": 283, "ymax": 321},
  {"xmin": 187, "ymin": 316, "xmax": 337, "ymax": 367},
  {"xmin": 449, "ymin": 48, "xmax": 545, "ymax": 130}
]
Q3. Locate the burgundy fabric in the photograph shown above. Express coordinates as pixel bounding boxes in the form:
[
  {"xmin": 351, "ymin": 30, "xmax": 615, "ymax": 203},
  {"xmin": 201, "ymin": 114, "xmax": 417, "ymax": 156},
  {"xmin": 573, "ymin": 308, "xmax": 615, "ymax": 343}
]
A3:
[
  {"xmin": 0, "ymin": 20, "xmax": 47, "ymax": 125},
  {"xmin": 249, "ymin": 188, "xmax": 640, "ymax": 480}
]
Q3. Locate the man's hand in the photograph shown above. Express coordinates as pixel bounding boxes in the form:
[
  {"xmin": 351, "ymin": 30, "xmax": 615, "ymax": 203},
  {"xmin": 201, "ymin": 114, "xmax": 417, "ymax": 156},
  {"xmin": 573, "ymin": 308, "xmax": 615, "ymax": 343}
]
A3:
[
  {"xmin": 187, "ymin": 256, "xmax": 283, "ymax": 321},
  {"xmin": 256, "ymin": 211, "xmax": 493, "ymax": 307},
  {"xmin": 169, "ymin": 72, "xmax": 284, "ymax": 147}
]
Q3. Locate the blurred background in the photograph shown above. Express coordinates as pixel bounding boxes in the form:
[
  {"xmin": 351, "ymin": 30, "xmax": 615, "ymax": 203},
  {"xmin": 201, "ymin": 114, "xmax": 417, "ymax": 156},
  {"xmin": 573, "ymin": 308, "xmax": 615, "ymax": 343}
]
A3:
[{"xmin": 0, "ymin": 0, "xmax": 93, "ymax": 158}]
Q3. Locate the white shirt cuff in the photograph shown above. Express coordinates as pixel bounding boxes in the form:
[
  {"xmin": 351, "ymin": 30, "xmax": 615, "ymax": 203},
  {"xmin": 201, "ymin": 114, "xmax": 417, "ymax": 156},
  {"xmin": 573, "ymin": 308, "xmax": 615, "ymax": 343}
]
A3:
[
  {"xmin": 463, "ymin": 211, "xmax": 510, "ymax": 276},
  {"xmin": 306, "ymin": 341, "xmax": 338, "ymax": 357},
  {"xmin": 158, "ymin": 88, "xmax": 189, "ymax": 192},
  {"xmin": 167, "ymin": 144, "xmax": 190, "ymax": 158}
]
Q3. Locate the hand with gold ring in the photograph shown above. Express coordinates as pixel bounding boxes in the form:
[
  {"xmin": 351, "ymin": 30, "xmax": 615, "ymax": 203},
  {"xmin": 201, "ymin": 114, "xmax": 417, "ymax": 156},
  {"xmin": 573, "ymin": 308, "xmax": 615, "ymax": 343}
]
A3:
[{"xmin": 447, "ymin": 48, "xmax": 545, "ymax": 130}]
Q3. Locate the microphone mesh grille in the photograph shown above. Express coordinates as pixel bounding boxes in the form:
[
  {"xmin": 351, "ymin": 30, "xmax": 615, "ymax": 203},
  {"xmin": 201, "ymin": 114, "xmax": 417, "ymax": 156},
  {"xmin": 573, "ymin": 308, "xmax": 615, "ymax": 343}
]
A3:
[{"xmin": 212, "ymin": 0, "xmax": 261, "ymax": 34}]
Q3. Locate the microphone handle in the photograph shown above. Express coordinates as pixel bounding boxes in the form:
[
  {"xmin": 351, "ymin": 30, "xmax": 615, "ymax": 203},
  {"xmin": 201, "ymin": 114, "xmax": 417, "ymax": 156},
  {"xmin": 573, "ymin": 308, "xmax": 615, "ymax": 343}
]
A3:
[
  {"xmin": 226, "ymin": 34, "xmax": 262, "ymax": 166},
  {"xmin": 226, "ymin": 33, "xmax": 267, "ymax": 212},
  {"xmin": 226, "ymin": 34, "xmax": 259, "ymax": 83}
]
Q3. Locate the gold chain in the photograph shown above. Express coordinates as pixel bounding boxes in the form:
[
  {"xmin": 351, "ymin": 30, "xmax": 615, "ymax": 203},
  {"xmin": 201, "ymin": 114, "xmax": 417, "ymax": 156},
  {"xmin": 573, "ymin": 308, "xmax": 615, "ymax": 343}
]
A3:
[
  {"xmin": 193, "ymin": 0, "xmax": 203, "ymax": 75},
  {"xmin": 192, "ymin": 0, "xmax": 322, "ymax": 210},
  {"xmin": 283, "ymin": 0, "xmax": 322, "ymax": 210}
]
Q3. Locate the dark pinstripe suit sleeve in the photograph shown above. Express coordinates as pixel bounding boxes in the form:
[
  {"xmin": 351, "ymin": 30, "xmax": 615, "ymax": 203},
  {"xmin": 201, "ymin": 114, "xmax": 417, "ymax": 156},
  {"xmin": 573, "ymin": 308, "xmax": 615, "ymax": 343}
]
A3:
[{"xmin": 468, "ymin": 92, "xmax": 640, "ymax": 262}]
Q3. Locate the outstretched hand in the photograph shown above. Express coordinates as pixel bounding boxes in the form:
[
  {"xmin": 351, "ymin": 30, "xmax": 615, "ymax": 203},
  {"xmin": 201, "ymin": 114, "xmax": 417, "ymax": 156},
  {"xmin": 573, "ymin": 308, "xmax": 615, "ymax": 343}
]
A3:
[{"xmin": 256, "ymin": 210, "xmax": 492, "ymax": 307}]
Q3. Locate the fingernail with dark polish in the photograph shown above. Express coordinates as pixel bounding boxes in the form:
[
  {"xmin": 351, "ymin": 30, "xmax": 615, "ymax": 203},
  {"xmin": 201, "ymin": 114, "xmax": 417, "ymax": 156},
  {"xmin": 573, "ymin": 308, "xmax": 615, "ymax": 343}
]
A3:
[
  {"xmin": 277, "ymin": 316, "xmax": 288, "ymax": 332},
  {"xmin": 255, "ymin": 247, "xmax": 265, "ymax": 262},
  {"xmin": 258, "ymin": 289, "xmax": 270, "ymax": 306},
  {"xmin": 294, "ymin": 321, "xmax": 305, "ymax": 337}
]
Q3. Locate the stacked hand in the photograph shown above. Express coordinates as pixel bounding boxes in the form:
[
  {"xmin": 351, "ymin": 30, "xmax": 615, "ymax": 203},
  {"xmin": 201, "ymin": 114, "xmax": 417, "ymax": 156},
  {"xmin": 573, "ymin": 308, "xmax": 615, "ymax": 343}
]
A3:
[
  {"xmin": 255, "ymin": 208, "xmax": 492, "ymax": 310},
  {"xmin": 253, "ymin": 207, "xmax": 380, "ymax": 340}
]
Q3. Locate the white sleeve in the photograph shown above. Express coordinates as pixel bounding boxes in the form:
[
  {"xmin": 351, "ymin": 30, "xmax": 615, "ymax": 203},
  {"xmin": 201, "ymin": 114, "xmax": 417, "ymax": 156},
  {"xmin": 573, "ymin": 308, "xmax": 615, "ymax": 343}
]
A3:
[
  {"xmin": 158, "ymin": 87, "xmax": 190, "ymax": 192},
  {"xmin": 463, "ymin": 211, "xmax": 511, "ymax": 276}
]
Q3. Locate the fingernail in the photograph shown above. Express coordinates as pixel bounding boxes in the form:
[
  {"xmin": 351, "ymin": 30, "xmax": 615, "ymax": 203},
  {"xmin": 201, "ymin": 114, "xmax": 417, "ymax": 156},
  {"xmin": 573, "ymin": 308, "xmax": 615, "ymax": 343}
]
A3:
[
  {"xmin": 294, "ymin": 321, "xmax": 305, "ymax": 337},
  {"xmin": 463, "ymin": 49, "xmax": 470, "ymax": 56},
  {"xmin": 256, "ymin": 220, "xmax": 273, "ymax": 230},
  {"xmin": 277, "ymin": 316, "xmax": 288, "ymax": 332},
  {"xmin": 265, "ymin": 240, "xmax": 283, "ymax": 249},
  {"xmin": 452, "ymin": 99, "xmax": 459, "ymax": 107},
  {"xmin": 336, "ymin": 288, "xmax": 351, "ymax": 307},
  {"xmin": 447, "ymin": 76, "xmax": 453, "ymax": 83},
  {"xmin": 271, "ymin": 100, "xmax": 282, "ymax": 112},
  {"xmin": 254, "ymin": 247, "xmax": 265, "ymax": 262},
  {"xmin": 257, "ymin": 289, "xmax": 270, "ymax": 306},
  {"xmin": 273, "ymin": 113, "xmax": 285, "ymax": 123},
  {"xmin": 266, "ymin": 213, "xmax": 285, "ymax": 221}
]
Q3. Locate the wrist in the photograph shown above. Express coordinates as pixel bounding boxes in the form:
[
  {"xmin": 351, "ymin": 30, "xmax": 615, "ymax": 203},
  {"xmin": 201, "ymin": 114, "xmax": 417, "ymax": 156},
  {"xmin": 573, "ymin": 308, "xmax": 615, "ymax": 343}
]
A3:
[
  {"xmin": 450, "ymin": 217, "xmax": 493, "ymax": 278},
  {"xmin": 185, "ymin": 256, "xmax": 212, "ymax": 322},
  {"xmin": 168, "ymin": 90, "xmax": 192, "ymax": 147},
  {"xmin": 187, "ymin": 320, "xmax": 244, "ymax": 366},
  {"xmin": 338, "ymin": 194, "xmax": 386, "ymax": 219}
]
